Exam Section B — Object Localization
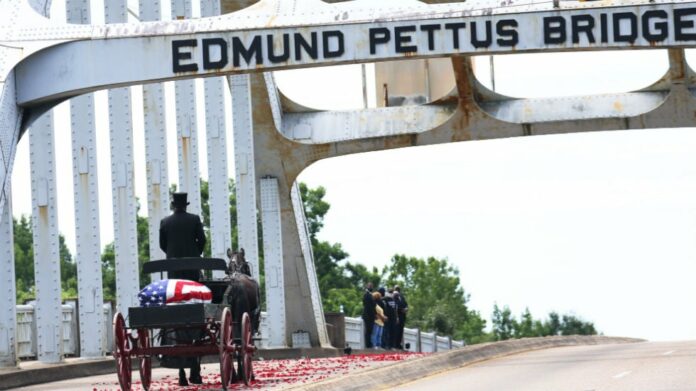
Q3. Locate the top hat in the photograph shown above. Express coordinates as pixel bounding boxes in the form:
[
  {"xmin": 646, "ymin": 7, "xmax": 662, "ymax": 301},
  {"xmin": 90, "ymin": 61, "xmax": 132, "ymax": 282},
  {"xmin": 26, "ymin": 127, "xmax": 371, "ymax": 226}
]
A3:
[{"xmin": 171, "ymin": 192, "xmax": 189, "ymax": 207}]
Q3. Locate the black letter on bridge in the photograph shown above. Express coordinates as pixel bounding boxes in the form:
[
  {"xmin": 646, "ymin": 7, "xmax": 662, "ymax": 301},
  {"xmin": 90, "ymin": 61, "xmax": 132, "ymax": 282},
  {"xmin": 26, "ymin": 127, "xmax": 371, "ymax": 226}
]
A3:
[
  {"xmin": 202, "ymin": 38, "xmax": 228, "ymax": 70},
  {"xmin": 173, "ymin": 39, "xmax": 199, "ymax": 73}
]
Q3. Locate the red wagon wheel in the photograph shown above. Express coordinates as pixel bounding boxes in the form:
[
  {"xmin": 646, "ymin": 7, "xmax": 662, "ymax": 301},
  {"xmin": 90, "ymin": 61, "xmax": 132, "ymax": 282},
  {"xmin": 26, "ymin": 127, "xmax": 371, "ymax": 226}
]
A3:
[
  {"xmin": 137, "ymin": 328, "xmax": 151, "ymax": 391},
  {"xmin": 112, "ymin": 312, "xmax": 131, "ymax": 391},
  {"xmin": 240, "ymin": 312, "xmax": 254, "ymax": 386},
  {"xmin": 219, "ymin": 307, "xmax": 235, "ymax": 390}
]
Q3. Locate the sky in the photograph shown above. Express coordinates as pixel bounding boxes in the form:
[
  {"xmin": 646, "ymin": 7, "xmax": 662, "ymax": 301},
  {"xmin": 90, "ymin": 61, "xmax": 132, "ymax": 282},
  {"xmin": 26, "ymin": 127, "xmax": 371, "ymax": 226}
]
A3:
[{"xmin": 9, "ymin": 1, "xmax": 696, "ymax": 342}]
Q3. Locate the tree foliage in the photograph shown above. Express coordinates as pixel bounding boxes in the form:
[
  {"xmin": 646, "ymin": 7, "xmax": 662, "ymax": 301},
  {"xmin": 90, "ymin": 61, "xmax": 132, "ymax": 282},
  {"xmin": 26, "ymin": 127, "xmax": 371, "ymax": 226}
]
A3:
[
  {"xmin": 491, "ymin": 305, "xmax": 597, "ymax": 340},
  {"xmin": 101, "ymin": 206, "xmax": 152, "ymax": 301},
  {"xmin": 299, "ymin": 183, "xmax": 381, "ymax": 317},
  {"xmin": 382, "ymin": 254, "xmax": 487, "ymax": 342},
  {"xmin": 13, "ymin": 216, "xmax": 77, "ymax": 302}
]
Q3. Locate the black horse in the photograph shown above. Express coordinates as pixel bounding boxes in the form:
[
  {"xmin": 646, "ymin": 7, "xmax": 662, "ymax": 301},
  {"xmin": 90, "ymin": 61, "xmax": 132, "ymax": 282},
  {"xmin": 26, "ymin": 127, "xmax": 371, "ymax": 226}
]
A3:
[{"xmin": 224, "ymin": 249, "xmax": 261, "ymax": 337}]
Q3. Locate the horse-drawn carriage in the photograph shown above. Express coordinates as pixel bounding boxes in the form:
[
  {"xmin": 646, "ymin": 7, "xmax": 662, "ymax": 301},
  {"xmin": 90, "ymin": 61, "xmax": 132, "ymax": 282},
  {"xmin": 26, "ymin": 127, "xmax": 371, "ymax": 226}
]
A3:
[{"xmin": 112, "ymin": 254, "xmax": 259, "ymax": 391}]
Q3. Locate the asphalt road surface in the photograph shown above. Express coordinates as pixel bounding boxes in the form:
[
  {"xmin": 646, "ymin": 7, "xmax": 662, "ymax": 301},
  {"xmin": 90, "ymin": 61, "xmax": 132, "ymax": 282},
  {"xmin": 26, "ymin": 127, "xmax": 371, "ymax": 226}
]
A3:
[
  {"xmin": 9, "ymin": 341, "xmax": 695, "ymax": 390},
  {"xmin": 396, "ymin": 341, "xmax": 696, "ymax": 391}
]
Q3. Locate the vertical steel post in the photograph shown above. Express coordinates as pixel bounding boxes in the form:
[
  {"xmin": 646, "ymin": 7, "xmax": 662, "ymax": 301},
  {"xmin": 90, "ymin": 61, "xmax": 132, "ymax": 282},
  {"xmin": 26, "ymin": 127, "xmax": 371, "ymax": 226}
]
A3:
[
  {"xmin": 260, "ymin": 177, "xmax": 286, "ymax": 347},
  {"xmin": 66, "ymin": 0, "xmax": 105, "ymax": 358},
  {"xmin": 229, "ymin": 75, "xmax": 260, "ymax": 281},
  {"xmin": 290, "ymin": 182, "xmax": 330, "ymax": 347},
  {"xmin": 0, "ymin": 69, "xmax": 23, "ymax": 367},
  {"xmin": 171, "ymin": 0, "xmax": 202, "ymax": 217},
  {"xmin": 140, "ymin": 0, "xmax": 169, "ymax": 276},
  {"xmin": 29, "ymin": 112, "xmax": 62, "ymax": 363},
  {"xmin": 0, "ymin": 71, "xmax": 22, "ymax": 231},
  {"xmin": 0, "ymin": 182, "xmax": 16, "ymax": 367},
  {"xmin": 105, "ymin": 0, "xmax": 140, "ymax": 316},
  {"xmin": 201, "ymin": 0, "xmax": 231, "ymax": 277}
]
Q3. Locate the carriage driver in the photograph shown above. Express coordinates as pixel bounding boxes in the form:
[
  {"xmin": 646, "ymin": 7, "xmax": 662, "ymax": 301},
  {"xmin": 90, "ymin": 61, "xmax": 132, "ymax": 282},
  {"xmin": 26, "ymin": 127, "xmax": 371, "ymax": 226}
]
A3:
[
  {"xmin": 159, "ymin": 192, "xmax": 206, "ymax": 281},
  {"xmin": 159, "ymin": 192, "xmax": 206, "ymax": 385}
]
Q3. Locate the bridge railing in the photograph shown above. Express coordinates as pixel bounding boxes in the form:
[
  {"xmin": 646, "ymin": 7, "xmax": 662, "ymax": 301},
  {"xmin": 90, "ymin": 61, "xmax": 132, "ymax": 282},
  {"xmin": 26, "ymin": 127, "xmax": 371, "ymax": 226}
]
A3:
[
  {"xmin": 420, "ymin": 331, "xmax": 437, "ymax": 353},
  {"xmin": 15, "ymin": 303, "xmax": 112, "ymax": 359},
  {"xmin": 344, "ymin": 316, "xmax": 465, "ymax": 353},
  {"xmin": 11, "ymin": 307, "xmax": 464, "ymax": 359}
]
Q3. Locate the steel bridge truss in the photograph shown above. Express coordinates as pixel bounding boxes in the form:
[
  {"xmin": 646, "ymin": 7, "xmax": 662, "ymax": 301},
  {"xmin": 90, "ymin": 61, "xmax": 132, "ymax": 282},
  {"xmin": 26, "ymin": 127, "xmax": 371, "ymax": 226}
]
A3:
[{"xmin": 1, "ymin": 0, "xmax": 695, "ymax": 365}]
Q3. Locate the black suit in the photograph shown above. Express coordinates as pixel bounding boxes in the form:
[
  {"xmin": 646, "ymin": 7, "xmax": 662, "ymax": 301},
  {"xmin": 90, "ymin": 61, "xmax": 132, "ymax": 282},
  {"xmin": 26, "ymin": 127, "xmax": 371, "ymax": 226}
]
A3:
[
  {"xmin": 159, "ymin": 210, "xmax": 206, "ymax": 281},
  {"xmin": 362, "ymin": 290, "xmax": 375, "ymax": 348}
]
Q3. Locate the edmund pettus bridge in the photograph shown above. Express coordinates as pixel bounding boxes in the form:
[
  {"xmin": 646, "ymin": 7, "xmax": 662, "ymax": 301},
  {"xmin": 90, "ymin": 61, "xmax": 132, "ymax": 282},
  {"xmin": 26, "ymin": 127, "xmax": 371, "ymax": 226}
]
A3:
[{"xmin": 0, "ymin": 0, "xmax": 695, "ymax": 389}]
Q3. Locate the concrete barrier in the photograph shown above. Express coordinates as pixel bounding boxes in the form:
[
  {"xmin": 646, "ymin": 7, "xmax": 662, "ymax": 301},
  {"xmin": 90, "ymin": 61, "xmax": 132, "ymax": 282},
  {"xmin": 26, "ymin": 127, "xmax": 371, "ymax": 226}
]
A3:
[{"xmin": 290, "ymin": 335, "xmax": 646, "ymax": 391}]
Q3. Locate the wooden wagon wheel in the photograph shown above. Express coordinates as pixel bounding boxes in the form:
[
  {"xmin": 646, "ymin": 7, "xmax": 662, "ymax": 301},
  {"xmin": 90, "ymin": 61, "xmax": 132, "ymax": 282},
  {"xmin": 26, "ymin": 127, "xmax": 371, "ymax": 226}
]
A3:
[
  {"xmin": 240, "ymin": 312, "xmax": 254, "ymax": 386},
  {"xmin": 112, "ymin": 312, "xmax": 131, "ymax": 391},
  {"xmin": 137, "ymin": 328, "xmax": 151, "ymax": 391},
  {"xmin": 219, "ymin": 307, "xmax": 235, "ymax": 390}
]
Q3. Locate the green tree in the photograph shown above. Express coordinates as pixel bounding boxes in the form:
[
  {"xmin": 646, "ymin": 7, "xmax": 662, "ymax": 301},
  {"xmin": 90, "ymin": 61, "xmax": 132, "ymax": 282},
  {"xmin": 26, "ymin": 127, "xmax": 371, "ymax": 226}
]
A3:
[
  {"xmin": 383, "ymin": 254, "xmax": 488, "ymax": 343},
  {"xmin": 59, "ymin": 234, "xmax": 77, "ymax": 299},
  {"xmin": 299, "ymin": 184, "xmax": 353, "ymax": 311},
  {"xmin": 13, "ymin": 215, "xmax": 76, "ymax": 302},
  {"xmin": 560, "ymin": 314, "xmax": 597, "ymax": 335},
  {"xmin": 13, "ymin": 216, "xmax": 35, "ymax": 304},
  {"xmin": 514, "ymin": 307, "xmax": 536, "ymax": 338},
  {"xmin": 492, "ymin": 304, "xmax": 516, "ymax": 341},
  {"xmin": 492, "ymin": 306, "xmax": 597, "ymax": 340},
  {"xmin": 299, "ymin": 183, "xmax": 329, "ymax": 240},
  {"xmin": 544, "ymin": 311, "xmax": 562, "ymax": 336}
]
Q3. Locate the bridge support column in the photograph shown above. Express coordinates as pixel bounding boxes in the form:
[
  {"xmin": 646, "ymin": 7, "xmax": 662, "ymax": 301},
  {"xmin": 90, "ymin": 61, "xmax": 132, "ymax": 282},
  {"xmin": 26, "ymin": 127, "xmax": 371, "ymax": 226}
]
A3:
[
  {"xmin": 0, "ymin": 182, "xmax": 17, "ymax": 368},
  {"xmin": 30, "ymin": 111, "xmax": 63, "ymax": 363},
  {"xmin": 202, "ymin": 0, "xmax": 231, "ymax": 278},
  {"xmin": 230, "ymin": 74, "xmax": 260, "ymax": 280},
  {"xmin": 249, "ymin": 74, "xmax": 330, "ymax": 347},
  {"xmin": 140, "ymin": 0, "xmax": 170, "ymax": 279},
  {"xmin": 172, "ymin": 0, "xmax": 202, "ymax": 217},
  {"xmin": 106, "ymin": 0, "xmax": 140, "ymax": 319},
  {"xmin": 260, "ymin": 177, "xmax": 286, "ymax": 347},
  {"xmin": 0, "ymin": 64, "xmax": 21, "ymax": 367},
  {"xmin": 67, "ymin": 0, "xmax": 105, "ymax": 358},
  {"xmin": 290, "ymin": 182, "xmax": 330, "ymax": 347}
]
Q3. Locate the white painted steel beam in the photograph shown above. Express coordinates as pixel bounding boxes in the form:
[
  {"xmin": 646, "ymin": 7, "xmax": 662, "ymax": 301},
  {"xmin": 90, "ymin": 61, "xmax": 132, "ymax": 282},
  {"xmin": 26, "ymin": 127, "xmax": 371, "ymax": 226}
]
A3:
[
  {"xmin": 230, "ymin": 74, "xmax": 260, "ymax": 281},
  {"xmin": 260, "ymin": 177, "xmax": 286, "ymax": 348},
  {"xmin": 66, "ymin": 0, "xmax": 105, "ymax": 358},
  {"xmin": 106, "ymin": 0, "xmax": 140, "ymax": 319},
  {"xmin": 0, "ymin": 67, "xmax": 22, "ymax": 366},
  {"xmin": 202, "ymin": 0, "xmax": 231, "ymax": 277},
  {"xmin": 13, "ymin": 1, "xmax": 696, "ymax": 107},
  {"xmin": 29, "ymin": 111, "xmax": 62, "ymax": 363},
  {"xmin": 172, "ymin": 0, "xmax": 202, "ymax": 218},
  {"xmin": 0, "ymin": 182, "xmax": 17, "ymax": 368},
  {"xmin": 0, "ymin": 72, "xmax": 22, "ymax": 249},
  {"xmin": 140, "ymin": 0, "xmax": 169, "ymax": 276},
  {"xmin": 290, "ymin": 182, "xmax": 330, "ymax": 347}
]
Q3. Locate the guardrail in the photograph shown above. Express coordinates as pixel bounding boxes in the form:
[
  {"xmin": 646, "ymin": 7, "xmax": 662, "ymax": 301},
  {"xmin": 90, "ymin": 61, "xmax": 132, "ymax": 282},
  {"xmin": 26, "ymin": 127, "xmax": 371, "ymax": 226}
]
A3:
[
  {"xmin": 343, "ymin": 316, "xmax": 465, "ymax": 353},
  {"xmin": 12, "ymin": 306, "xmax": 464, "ymax": 359},
  {"xmin": 16, "ymin": 303, "xmax": 113, "ymax": 359}
]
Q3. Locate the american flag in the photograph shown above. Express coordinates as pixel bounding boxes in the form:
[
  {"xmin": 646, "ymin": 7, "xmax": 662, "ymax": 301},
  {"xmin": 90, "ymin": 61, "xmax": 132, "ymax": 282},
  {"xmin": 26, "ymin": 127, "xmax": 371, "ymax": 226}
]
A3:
[{"xmin": 138, "ymin": 279, "xmax": 212, "ymax": 307}]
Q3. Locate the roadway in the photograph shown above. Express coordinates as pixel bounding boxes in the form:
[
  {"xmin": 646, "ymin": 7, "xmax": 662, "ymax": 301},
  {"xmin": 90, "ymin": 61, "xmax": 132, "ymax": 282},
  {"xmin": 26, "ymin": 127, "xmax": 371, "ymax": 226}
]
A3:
[
  {"xmin": 395, "ymin": 341, "xmax": 696, "ymax": 391},
  {"xmin": 8, "ymin": 340, "xmax": 695, "ymax": 390}
]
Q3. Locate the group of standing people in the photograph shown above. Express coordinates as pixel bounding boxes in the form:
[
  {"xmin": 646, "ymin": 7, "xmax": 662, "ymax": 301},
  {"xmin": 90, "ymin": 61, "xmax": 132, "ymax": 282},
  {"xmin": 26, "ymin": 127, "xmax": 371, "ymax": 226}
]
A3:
[{"xmin": 362, "ymin": 282, "xmax": 409, "ymax": 350}]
